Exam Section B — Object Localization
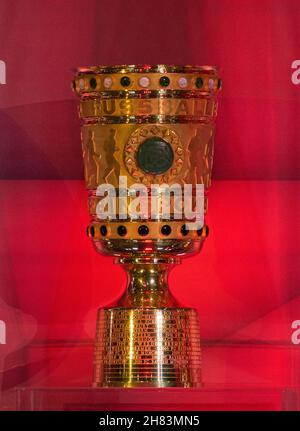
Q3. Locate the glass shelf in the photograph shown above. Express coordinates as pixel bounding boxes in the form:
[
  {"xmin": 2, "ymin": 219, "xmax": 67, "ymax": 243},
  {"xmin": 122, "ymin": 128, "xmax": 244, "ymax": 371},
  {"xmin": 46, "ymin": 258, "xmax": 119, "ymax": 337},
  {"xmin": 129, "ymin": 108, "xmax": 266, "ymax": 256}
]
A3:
[{"xmin": 16, "ymin": 386, "xmax": 299, "ymax": 411}]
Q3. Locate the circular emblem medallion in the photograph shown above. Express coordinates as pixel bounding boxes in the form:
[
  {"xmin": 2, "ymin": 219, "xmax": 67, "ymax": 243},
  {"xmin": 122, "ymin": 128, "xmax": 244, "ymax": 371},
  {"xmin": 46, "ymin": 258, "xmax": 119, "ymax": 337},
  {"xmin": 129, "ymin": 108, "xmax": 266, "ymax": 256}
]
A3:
[
  {"xmin": 136, "ymin": 137, "xmax": 174, "ymax": 175},
  {"xmin": 124, "ymin": 125, "xmax": 184, "ymax": 185}
]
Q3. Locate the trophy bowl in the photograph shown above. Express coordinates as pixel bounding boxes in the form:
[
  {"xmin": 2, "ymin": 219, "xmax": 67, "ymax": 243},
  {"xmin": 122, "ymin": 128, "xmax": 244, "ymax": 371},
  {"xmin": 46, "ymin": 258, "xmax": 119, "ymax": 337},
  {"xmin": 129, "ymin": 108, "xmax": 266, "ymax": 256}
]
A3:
[{"xmin": 72, "ymin": 64, "xmax": 221, "ymax": 387}]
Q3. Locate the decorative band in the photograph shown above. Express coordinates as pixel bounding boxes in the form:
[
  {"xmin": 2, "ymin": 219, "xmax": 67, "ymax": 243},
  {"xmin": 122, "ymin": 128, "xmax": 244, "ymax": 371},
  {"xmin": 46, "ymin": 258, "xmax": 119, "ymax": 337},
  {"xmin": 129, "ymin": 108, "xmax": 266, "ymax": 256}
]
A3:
[
  {"xmin": 81, "ymin": 114, "xmax": 217, "ymax": 125},
  {"xmin": 73, "ymin": 72, "xmax": 221, "ymax": 94},
  {"xmin": 80, "ymin": 89, "xmax": 218, "ymax": 100},
  {"xmin": 87, "ymin": 221, "xmax": 209, "ymax": 240},
  {"xmin": 80, "ymin": 98, "xmax": 217, "ymax": 119},
  {"xmin": 76, "ymin": 64, "xmax": 217, "ymax": 74}
]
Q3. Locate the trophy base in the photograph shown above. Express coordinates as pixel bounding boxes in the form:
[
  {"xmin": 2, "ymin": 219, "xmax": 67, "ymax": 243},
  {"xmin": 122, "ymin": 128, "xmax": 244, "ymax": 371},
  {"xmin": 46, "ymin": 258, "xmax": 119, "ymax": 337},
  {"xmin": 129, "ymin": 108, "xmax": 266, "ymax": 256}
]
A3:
[{"xmin": 93, "ymin": 307, "xmax": 202, "ymax": 388}]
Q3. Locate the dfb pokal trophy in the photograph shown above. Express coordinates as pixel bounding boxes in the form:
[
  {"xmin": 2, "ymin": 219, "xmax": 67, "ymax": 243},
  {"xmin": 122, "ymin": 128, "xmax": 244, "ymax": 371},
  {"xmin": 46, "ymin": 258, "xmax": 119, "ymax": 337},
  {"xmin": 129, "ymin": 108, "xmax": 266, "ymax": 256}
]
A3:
[{"xmin": 72, "ymin": 65, "xmax": 221, "ymax": 388}]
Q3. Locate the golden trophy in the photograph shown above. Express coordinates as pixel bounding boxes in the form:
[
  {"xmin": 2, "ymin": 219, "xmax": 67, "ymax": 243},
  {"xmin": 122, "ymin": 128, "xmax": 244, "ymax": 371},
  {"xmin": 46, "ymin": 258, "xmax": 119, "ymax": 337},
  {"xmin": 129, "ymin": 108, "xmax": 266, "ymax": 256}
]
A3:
[{"xmin": 72, "ymin": 65, "xmax": 221, "ymax": 388}]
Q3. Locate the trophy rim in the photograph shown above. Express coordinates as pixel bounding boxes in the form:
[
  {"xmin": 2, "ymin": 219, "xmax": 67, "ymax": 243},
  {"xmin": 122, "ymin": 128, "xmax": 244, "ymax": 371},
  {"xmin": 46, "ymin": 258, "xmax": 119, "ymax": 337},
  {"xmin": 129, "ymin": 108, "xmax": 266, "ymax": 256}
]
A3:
[{"xmin": 73, "ymin": 64, "xmax": 219, "ymax": 74}]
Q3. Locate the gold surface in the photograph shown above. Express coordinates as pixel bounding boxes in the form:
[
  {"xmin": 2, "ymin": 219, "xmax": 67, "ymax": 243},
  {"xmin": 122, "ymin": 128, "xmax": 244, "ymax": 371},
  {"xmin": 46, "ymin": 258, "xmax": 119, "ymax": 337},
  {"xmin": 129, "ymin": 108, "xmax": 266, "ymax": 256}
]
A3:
[
  {"xmin": 92, "ymin": 258, "xmax": 202, "ymax": 387},
  {"xmin": 73, "ymin": 64, "xmax": 221, "ymax": 388},
  {"xmin": 93, "ymin": 307, "xmax": 201, "ymax": 388},
  {"xmin": 87, "ymin": 221, "xmax": 209, "ymax": 240},
  {"xmin": 74, "ymin": 73, "xmax": 220, "ymax": 92},
  {"xmin": 117, "ymin": 257, "xmax": 179, "ymax": 308},
  {"xmin": 73, "ymin": 65, "xmax": 221, "ymax": 93},
  {"xmin": 81, "ymin": 123, "xmax": 214, "ymax": 189},
  {"xmin": 88, "ymin": 194, "xmax": 209, "ymax": 219},
  {"xmin": 79, "ymin": 97, "xmax": 216, "ymax": 120},
  {"xmin": 124, "ymin": 125, "xmax": 185, "ymax": 185},
  {"xmin": 75, "ymin": 64, "xmax": 217, "ymax": 73}
]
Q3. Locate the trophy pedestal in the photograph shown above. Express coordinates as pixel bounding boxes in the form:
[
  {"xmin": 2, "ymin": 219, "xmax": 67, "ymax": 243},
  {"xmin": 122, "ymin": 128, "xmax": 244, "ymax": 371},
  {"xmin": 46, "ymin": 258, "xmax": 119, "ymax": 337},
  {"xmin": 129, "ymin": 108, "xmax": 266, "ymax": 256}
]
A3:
[
  {"xmin": 15, "ymin": 387, "xmax": 299, "ymax": 411},
  {"xmin": 93, "ymin": 307, "xmax": 201, "ymax": 388}
]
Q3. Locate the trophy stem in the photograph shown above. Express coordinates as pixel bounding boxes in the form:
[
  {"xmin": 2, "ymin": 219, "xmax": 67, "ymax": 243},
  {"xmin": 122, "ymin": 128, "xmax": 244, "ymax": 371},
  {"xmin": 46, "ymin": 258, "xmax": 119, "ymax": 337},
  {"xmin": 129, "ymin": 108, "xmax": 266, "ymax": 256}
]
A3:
[{"xmin": 116, "ymin": 256, "xmax": 180, "ymax": 308}]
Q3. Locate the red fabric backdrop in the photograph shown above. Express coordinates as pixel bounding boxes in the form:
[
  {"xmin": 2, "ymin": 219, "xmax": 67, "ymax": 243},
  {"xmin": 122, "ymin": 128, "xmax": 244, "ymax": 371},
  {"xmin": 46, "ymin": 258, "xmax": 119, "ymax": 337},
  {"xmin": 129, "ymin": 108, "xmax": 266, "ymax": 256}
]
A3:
[
  {"xmin": 0, "ymin": 0, "xmax": 300, "ymax": 179},
  {"xmin": 0, "ymin": 0, "xmax": 300, "ymax": 403}
]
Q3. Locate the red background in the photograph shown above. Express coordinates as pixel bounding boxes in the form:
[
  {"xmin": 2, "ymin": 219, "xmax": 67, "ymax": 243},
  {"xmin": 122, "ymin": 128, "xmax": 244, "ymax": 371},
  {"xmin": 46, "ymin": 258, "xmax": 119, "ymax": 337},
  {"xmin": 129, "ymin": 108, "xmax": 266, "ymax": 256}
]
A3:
[{"xmin": 0, "ymin": 0, "xmax": 300, "ymax": 409}]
